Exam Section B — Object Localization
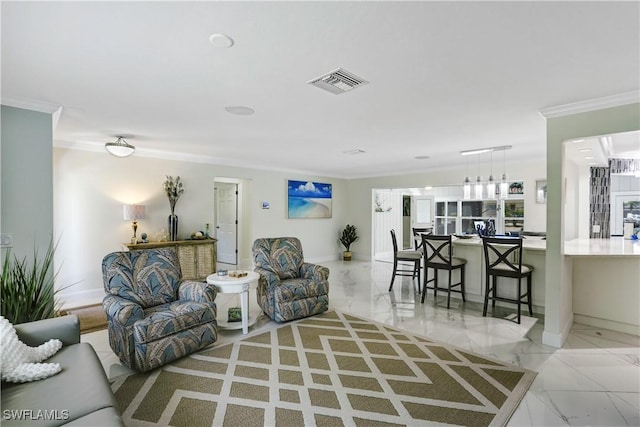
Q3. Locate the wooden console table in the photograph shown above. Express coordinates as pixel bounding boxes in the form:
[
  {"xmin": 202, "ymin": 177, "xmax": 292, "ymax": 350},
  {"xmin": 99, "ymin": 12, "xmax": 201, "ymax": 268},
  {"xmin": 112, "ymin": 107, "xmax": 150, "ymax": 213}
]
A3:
[{"xmin": 125, "ymin": 239, "xmax": 217, "ymax": 280}]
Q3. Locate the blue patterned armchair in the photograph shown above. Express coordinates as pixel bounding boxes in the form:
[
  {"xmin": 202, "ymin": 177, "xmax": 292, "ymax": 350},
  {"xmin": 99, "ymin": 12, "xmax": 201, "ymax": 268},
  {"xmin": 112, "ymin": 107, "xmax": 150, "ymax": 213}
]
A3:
[
  {"xmin": 102, "ymin": 248, "xmax": 218, "ymax": 372},
  {"xmin": 252, "ymin": 237, "xmax": 329, "ymax": 322}
]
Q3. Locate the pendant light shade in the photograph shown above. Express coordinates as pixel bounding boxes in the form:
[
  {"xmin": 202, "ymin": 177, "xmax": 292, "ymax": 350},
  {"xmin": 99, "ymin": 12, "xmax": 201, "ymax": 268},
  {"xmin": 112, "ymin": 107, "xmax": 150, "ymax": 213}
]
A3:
[
  {"xmin": 500, "ymin": 173, "xmax": 509, "ymax": 199},
  {"xmin": 474, "ymin": 176, "xmax": 483, "ymax": 199},
  {"xmin": 105, "ymin": 137, "xmax": 135, "ymax": 157},
  {"xmin": 486, "ymin": 174, "xmax": 496, "ymax": 199},
  {"xmin": 463, "ymin": 176, "xmax": 471, "ymax": 200}
]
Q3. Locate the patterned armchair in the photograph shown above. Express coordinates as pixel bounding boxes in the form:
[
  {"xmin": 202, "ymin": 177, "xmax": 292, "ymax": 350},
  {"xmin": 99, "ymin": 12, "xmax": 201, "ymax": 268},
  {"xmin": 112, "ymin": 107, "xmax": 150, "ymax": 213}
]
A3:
[
  {"xmin": 252, "ymin": 237, "xmax": 329, "ymax": 323},
  {"xmin": 102, "ymin": 248, "xmax": 218, "ymax": 372}
]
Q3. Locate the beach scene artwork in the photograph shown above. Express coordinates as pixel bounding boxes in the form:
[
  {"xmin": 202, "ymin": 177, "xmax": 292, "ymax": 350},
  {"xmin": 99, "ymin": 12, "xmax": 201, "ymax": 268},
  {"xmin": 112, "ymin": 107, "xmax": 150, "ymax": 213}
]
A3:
[{"xmin": 288, "ymin": 180, "xmax": 332, "ymax": 218}]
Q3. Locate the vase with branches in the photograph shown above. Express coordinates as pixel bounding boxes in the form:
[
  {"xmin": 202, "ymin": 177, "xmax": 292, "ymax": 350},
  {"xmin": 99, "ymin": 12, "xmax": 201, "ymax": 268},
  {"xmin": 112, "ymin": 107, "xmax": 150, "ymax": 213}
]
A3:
[{"xmin": 163, "ymin": 175, "xmax": 184, "ymax": 241}]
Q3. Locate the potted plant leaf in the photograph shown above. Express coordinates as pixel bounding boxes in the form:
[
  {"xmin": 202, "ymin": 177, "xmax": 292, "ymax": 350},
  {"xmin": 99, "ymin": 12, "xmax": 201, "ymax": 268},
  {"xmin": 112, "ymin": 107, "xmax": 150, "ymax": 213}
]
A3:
[
  {"xmin": 0, "ymin": 239, "xmax": 68, "ymax": 324},
  {"xmin": 339, "ymin": 224, "xmax": 358, "ymax": 261}
]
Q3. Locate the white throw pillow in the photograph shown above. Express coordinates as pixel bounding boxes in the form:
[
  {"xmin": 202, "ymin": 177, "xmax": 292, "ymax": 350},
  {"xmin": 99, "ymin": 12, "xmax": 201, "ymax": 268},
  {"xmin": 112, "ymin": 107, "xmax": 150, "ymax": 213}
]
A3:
[{"xmin": 0, "ymin": 315, "xmax": 62, "ymax": 383}]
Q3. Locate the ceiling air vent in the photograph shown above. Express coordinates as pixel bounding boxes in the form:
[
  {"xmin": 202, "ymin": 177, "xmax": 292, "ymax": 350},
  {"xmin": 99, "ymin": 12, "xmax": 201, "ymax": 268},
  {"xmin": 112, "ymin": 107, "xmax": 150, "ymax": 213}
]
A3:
[{"xmin": 307, "ymin": 68, "xmax": 369, "ymax": 95}]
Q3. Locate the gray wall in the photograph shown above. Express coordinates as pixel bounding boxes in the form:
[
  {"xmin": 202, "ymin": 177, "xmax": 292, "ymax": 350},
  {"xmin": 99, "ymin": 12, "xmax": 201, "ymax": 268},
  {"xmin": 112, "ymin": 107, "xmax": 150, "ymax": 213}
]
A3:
[{"xmin": 1, "ymin": 105, "xmax": 53, "ymax": 261}]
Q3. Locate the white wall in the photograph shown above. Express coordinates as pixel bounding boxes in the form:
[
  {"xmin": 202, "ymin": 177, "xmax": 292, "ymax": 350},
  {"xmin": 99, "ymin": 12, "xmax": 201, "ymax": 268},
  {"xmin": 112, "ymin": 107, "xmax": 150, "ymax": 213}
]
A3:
[
  {"xmin": 53, "ymin": 148, "xmax": 348, "ymax": 308},
  {"xmin": 348, "ymin": 158, "xmax": 547, "ymax": 261}
]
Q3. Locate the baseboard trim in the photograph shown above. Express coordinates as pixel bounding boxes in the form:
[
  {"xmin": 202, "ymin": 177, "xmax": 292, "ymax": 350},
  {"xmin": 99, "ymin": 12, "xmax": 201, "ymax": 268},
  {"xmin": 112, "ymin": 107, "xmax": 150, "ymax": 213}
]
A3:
[{"xmin": 574, "ymin": 314, "xmax": 640, "ymax": 336}]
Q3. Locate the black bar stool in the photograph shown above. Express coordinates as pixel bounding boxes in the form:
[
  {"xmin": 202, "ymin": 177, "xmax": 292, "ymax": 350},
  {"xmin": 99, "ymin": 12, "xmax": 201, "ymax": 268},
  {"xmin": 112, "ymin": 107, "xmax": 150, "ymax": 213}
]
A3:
[
  {"xmin": 481, "ymin": 236, "xmax": 533, "ymax": 324},
  {"xmin": 388, "ymin": 229, "xmax": 422, "ymax": 292},
  {"xmin": 421, "ymin": 234, "xmax": 466, "ymax": 309}
]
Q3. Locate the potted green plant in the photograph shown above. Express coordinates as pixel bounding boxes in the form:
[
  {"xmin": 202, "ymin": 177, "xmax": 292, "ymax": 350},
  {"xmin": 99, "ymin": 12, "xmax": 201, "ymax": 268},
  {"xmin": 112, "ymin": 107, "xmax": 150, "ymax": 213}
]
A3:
[
  {"xmin": 339, "ymin": 224, "xmax": 359, "ymax": 261},
  {"xmin": 0, "ymin": 239, "xmax": 68, "ymax": 324}
]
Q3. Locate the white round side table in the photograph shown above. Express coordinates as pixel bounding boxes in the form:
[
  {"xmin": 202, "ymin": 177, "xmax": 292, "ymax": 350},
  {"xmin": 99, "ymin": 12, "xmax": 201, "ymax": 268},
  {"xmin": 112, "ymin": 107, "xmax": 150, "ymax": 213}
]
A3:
[{"xmin": 206, "ymin": 271, "xmax": 259, "ymax": 334}]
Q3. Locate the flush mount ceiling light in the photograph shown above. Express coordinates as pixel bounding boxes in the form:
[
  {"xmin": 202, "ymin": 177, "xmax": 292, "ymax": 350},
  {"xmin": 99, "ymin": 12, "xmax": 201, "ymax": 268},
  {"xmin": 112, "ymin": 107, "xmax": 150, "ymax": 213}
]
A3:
[
  {"xmin": 225, "ymin": 106, "xmax": 255, "ymax": 115},
  {"xmin": 460, "ymin": 145, "xmax": 512, "ymax": 156},
  {"xmin": 209, "ymin": 33, "xmax": 234, "ymax": 48},
  {"xmin": 105, "ymin": 136, "xmax": 135, "ymax": 157},
  {"xmin": 308, "ymin": 68, "xmax": 368, "ymax": 95}
]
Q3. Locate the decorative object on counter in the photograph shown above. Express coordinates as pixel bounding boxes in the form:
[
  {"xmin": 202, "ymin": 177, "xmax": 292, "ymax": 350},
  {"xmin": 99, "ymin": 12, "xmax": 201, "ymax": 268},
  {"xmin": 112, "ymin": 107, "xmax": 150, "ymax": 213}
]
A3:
[
  {"xmin": 339, "ymin": 224, "xmax": 359, "ymax": 261},
  {"xmin": 217, "ymin": 270, "xmax": 228, "ymax": 276},
  {"xmin": 105, "ymin": 136, "xmax": 135, "ymax": 157},
  {"xmin": 140, "ymin": 232, "xmax": 148, "ymax": 243},
  {"xmin": 163, "ymin": 175, "xmax": 184, "ymax": 241},
  {"xmin": 374, "ymin": 195, "xmax": 392, "ymax": 212},
  {"xmin": 227, "ymin": 307, "xmax": 242, "ymax": 322},
  {"xmin": 155, "ymin": 229, "xmax": 169, "ymax": 242},
  {"xmin": 476, "ymin": 219, "xmax": 496, "ymax": 237},
  {"xmin": 191, "ymin": 231, "xmax": 206, "ymax": 240},
  {"xmin": 123, "ymin": 204, "xmax": 145, "ymax": 244},
  {"xmin": 229, "ymin": 270, "xmax": 248, "ymax": 278},
  {"xmin": 509, "ymin": 181, "xmax": 524, "ymax": 195},
  {"xmin": 205, "ymin": 223, "xmax": 211, "ymax": 238}
]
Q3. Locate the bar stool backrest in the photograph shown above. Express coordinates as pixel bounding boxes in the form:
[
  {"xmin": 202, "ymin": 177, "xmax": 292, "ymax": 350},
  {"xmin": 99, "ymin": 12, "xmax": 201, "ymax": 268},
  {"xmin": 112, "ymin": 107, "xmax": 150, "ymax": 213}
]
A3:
[
  {"xmin": 482, "ymin": 236, "xmax": 524, "ymax": 276},
  {"xmin": 422, "ymin": 234, "xmax": 454, "ymax": 266},
  {"xmin": 412, "ymin": 227, "xmax": 432, "ymax": 252}
]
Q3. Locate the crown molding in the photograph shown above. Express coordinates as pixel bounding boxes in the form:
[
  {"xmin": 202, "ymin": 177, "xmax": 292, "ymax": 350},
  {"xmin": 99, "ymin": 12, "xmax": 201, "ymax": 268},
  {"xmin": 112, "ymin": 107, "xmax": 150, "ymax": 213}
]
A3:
[
  {"xmin": 1, "ymin": 96, "xmax": 63, "ymax": 114},
  {"xmin": 539, "ymin": 91, "xmax": 640, "ymax": 119},
  {"xmin": 53, "ymin": 140, "xmax": 348, "ymax": 179}
]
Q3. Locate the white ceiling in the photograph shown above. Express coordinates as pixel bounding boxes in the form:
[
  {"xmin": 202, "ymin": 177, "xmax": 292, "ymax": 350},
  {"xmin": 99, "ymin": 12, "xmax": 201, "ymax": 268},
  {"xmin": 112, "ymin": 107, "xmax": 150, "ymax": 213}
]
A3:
[{"xmin": 2, "ymin": 1, "xmax": 639, "ymax": 179}]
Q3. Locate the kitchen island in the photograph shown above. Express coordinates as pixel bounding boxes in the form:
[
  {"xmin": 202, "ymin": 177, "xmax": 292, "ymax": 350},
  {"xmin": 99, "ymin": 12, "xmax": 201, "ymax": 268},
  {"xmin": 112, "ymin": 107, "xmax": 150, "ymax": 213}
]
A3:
[{"xmin": 565, "ymin": 237, "xmax": 640, "ymax": 335}]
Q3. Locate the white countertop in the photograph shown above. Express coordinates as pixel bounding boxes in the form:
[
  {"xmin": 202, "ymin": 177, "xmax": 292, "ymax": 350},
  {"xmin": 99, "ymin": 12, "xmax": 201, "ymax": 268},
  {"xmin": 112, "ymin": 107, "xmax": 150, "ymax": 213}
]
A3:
[
  {"xmin": 564, "ymin": 237, "xmax": 640, "ymax": 257},
  {"xmin": 452, "ymin": 236, "xmax": 547, "ymax": 252}
]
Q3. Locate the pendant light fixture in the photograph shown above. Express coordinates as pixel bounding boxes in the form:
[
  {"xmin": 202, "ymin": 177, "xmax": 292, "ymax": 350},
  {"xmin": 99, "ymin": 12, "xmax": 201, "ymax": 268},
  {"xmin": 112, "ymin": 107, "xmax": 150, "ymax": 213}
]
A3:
[
  {"xmin": 105, "ymin": 136, "xmax": 135, "ymax": 157},
  {"xmin": 499, "ymin": 148, "xmax": 509, "ymax": 199},
  {"xmin": 474, "ymin": 153, "xmax": 483, "ymax": 199},
  {"xmin": 486, "ymin": 151, "xmax": 496, "ymax": 199},
  {"xmin": 463, "ymin": 156, "xmax": 471, "ymax": 200}
]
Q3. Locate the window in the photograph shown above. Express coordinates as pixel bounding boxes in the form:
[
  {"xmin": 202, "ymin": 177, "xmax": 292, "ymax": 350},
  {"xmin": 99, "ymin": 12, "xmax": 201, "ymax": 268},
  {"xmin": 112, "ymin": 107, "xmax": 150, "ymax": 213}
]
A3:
[
  {"xmin": 461, "ymin": 201, "xmax": 497, "ymax": 234},
  {"xmin": 435, "ymin": 201, "xmax": 458, "ymax": 235},
  {"xmin": 504, "ymin": 200, "xmax": 524, "ymax": 234}
]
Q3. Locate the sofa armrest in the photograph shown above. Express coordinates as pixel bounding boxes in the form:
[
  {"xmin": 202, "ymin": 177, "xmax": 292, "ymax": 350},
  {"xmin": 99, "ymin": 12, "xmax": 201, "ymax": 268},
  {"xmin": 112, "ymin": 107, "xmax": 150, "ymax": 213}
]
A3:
[
  {"xmin": 254, "ymin": 267, "xmax": 281, "ymax": 291},
  {"xmin": 300, "ymin": 262, "xmax": 330, "ymax": 281},
  {"xmin": 103, "ymin": 294, "xmax": 143, "ymax": 327},
  {"xmin": 13, "ymin": 314, "xmax": 80, "ymax": 347},
  {"xmin": 178, "ymin": 280, "xmax": 217, "ymax": 303}
]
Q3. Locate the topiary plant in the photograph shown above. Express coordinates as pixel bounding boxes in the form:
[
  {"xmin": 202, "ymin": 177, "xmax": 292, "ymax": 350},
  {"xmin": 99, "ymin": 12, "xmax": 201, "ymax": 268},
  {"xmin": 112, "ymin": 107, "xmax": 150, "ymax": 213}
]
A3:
[{"xmin": 339, "ymin": 224, "xmax": 359, "ymax": 252}]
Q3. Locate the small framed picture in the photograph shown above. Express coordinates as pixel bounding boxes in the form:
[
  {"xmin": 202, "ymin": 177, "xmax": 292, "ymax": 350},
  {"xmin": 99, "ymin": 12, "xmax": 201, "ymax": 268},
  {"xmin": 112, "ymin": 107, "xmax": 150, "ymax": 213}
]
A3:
[{"xmin": 536, "ymin": 180, "xmax": 547, "ymax": 204}]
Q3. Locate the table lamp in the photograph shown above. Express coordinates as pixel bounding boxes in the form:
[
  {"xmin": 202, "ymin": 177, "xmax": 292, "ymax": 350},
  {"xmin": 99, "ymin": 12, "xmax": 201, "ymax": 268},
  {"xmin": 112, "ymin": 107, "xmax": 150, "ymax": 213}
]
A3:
[{"xmin": 123, "ymin": 204, "xmax": 145, "ymax": 244}]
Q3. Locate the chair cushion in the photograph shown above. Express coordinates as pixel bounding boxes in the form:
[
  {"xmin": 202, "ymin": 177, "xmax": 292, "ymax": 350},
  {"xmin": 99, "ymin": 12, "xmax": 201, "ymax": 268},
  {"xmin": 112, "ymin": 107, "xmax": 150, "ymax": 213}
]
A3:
[
  {"xmin": 134, "ymin": 300, "xmax": 217, "ymax": 343},
  {"xmin": 492, "ymin": 262, "xmax": 533, "ymax": 273},
  {"xmin": 428, "ymin": 257, "xmax": 467, "ymax": 267},
  {"xmin": 103, "ymin": 249, "xmax": 182, "ymax": 308},
  {"xmin": 253, "ymin": 238, "xmax": 304, "ymax": 279},
  {"xmin": 274, "ymin": 278, "xmax": 329, "ymax": 303},
  {"xmin": 397, "ymin": 250, "xmax": 422, "ymax": 260}
]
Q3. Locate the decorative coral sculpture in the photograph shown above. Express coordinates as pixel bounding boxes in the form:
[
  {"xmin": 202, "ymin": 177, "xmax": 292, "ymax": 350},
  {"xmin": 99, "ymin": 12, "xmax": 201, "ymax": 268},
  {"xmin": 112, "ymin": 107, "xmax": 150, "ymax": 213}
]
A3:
[{"xmin": 0, "ymin": 316, "xmax": 62, "ymax": 383}]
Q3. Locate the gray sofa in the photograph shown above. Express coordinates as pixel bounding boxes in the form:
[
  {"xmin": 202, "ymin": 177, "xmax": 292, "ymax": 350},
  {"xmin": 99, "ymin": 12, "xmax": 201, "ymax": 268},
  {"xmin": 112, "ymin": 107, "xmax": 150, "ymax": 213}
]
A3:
[{"xmin": 1, "ymin": 315, "xmax": 124, "ymax": 426}]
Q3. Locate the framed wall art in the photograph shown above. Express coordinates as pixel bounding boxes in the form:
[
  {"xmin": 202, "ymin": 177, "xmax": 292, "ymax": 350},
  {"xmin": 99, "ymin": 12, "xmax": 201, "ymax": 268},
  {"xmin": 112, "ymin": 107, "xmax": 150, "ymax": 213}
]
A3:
[{"xmin": 287, "ymin": 180, "xmax": 332, "ymax": 218}]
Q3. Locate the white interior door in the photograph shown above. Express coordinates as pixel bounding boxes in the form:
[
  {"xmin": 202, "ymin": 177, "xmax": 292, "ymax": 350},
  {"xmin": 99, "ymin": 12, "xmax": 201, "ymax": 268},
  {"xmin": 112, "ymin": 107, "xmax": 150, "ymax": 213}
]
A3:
[
  {"xmin": 215, "ymin": 182, "xmax": 238, "ymax": 265},
  {"xmin": 412, "ymin": 196, "xmax": 434, "ymax": 231}
]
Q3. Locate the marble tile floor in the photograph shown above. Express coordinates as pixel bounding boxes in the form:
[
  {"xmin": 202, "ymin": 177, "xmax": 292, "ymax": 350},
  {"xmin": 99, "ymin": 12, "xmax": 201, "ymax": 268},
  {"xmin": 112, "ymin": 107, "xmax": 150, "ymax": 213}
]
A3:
[{"xmin": 83, "ymin": 260, "xmax": 640, "ymax": 426}]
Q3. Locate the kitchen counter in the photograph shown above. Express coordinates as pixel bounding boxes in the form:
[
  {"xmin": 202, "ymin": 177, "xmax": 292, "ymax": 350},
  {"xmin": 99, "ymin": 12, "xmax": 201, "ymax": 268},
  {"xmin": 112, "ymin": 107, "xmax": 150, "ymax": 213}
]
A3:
[
  {"xmin": 564, "ymin": 237, "xmax": 640, "ymax": 256},
  {"xmin": 452, "ymin": 235, "xmax": 547, "ymax": 252}
]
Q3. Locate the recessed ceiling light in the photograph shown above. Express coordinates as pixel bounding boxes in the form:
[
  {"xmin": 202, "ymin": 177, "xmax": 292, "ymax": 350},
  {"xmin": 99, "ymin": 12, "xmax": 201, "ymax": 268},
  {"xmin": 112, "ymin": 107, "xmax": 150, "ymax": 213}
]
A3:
[
  {"xmin": 225, "ymin": 106, "xmax": 254, "ymax": 115},
  {"xmin": 414, "ymin": 155, "xmax": 430, "ymax": 160},
  {"xmin": 585, "ymin": 156, "xmax": 596, "ymax": 160},
  {"xmin": 209, "ymin": 33, "xmax": 234, "ymax": 48},
  {"xmin": 578, "ymin": 148, "xmax": 592, "ymax": 152}
]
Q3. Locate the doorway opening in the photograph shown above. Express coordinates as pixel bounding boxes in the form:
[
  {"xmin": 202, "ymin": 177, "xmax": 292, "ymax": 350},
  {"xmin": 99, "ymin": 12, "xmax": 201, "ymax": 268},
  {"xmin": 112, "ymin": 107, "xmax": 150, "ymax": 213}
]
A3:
[{"xmin": 214, "ymin": 178, "xmax": 240, "ymax": 269}]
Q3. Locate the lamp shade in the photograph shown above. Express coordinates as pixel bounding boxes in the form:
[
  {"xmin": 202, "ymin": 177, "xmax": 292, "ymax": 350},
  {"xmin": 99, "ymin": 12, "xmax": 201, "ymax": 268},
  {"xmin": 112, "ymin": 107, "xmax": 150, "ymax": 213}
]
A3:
[
  {"xmin": 123, "ymin": 204, "xmax": 145, "ymax": 221},
  {"xmin": 106, "ymin": 137, "xmax": 135, "ymax": 157}
]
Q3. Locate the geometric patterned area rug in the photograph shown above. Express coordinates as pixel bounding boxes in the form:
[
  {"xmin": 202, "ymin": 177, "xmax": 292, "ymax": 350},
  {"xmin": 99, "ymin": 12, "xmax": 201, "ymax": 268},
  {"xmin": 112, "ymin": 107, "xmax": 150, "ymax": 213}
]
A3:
[{"xmin": 111, "ymin": 310, "xmax": 536, "ymax": 427}]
